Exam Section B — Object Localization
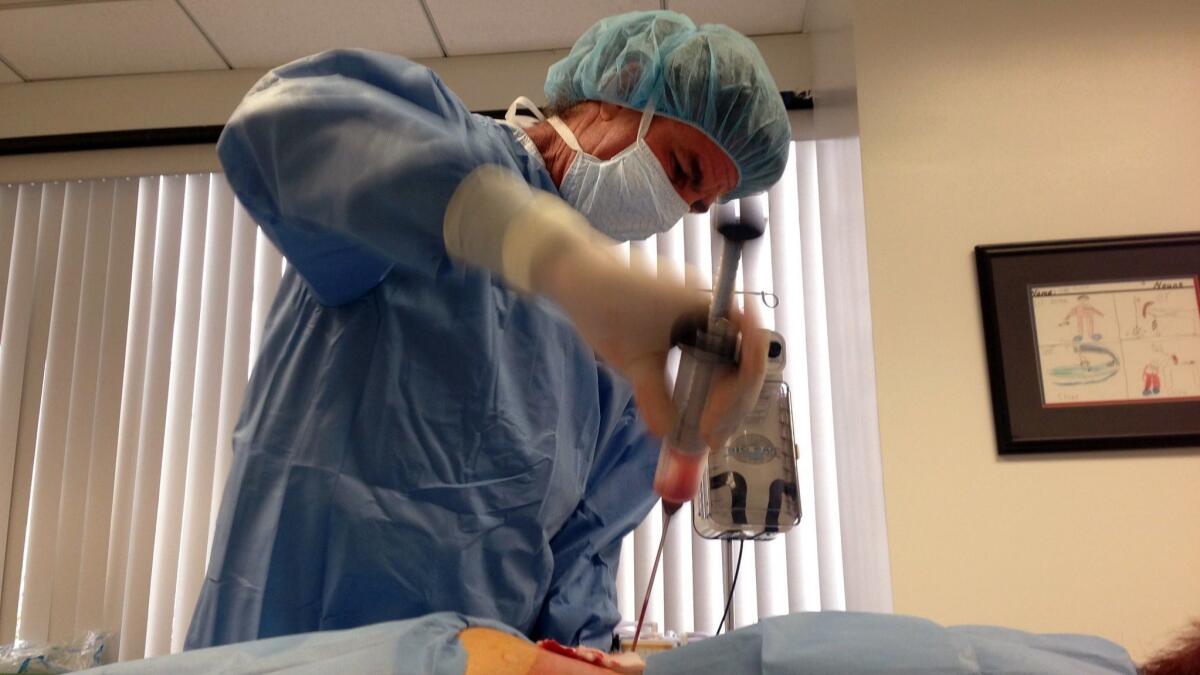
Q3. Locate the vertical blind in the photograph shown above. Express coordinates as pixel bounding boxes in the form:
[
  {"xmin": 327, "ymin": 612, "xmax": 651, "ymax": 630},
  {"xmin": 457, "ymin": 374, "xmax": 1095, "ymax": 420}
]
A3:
[
  {"xmin": 0, "ymin": 176, "xmax": 283, "ymax": 660},
  {"xmin": 0, "ymin": 140, "xmax": 853, "ymax": 661}
]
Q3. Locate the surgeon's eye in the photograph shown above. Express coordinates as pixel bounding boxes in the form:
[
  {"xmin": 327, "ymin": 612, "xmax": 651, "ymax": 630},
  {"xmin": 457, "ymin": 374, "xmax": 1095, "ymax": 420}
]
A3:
[
  {"xmin": 688, "ymin": 155, "xmax": 703, "ymax": 190},
  {"xmin": 673, "ymin": 157, "xmax": 700, "ymax": 197},
  {"xmin": 671, "ymin": 155, "xmax": 686, "ymax": 183}
]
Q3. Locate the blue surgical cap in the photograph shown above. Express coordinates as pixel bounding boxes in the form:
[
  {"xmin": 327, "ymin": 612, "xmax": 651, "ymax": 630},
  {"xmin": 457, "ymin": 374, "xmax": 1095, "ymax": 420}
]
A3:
[{"xmin": 545, "ymin": 10, "xmax": 792, "ymax": 201}]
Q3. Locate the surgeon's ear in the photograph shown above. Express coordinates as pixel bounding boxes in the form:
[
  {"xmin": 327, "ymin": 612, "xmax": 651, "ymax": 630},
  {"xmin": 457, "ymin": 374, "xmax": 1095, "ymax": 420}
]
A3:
[{"xmin": 598, "ymin": 101, "xmax": 624, "ymax": 121}]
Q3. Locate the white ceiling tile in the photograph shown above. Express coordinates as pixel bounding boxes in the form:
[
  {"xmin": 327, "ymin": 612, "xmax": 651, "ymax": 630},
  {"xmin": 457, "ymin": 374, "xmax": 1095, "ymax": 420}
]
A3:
[
  {"xmin": 182, "ymin": 0, "xmax": 443, "ymax": 69},
  {"xmin": 0, "ymin": 0, "xmax": 227, "ymax": 80},
  {"xmin": 427, "ymin": 0, "xmax": 658, "ymax": 56},
  {"xmin": 0, "ymin": 60, "xmax": 21, "ymax": 83},
  {"xmin": 667, "ymin": 0, "xmax": 807, "ymax": 35}
]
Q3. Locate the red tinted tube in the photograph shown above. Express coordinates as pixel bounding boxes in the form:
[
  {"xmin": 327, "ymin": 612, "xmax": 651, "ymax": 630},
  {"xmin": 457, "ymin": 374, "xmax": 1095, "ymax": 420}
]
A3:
[{"xmin": 652, "ymin": 446, "xmax": 705, "ymax": 512}]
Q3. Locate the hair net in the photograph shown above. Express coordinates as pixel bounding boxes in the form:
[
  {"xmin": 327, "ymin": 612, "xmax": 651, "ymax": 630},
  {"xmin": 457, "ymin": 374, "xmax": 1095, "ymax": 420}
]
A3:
[{"xmin": 545, "ymin": 10, "xmax": 791, "ymax": 201}]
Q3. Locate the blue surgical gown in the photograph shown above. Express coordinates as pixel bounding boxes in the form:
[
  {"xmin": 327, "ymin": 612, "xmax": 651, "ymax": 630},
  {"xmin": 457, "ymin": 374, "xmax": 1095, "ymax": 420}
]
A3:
[
  {"xmin": 645, "ymin": 612, "xmax": 1137, "ymax": 675},
  {"xmin": 91, "ymin": 611, "xmax": 1137, "ymax": 675},
  {"xmin": 93, "ymin": 613, "xmax": 507, "ymax": 675},
  {"xmin": 185, "ymin": 49, "xmax": 659, "ymax": 650}
]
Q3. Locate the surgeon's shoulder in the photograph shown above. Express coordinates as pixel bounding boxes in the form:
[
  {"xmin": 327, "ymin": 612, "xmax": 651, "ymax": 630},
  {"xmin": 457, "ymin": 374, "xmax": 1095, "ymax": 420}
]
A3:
[
  {"xmin": 252, "ymin": 48, "xmax": 473, "ymax": 124},
  {"xmin": 262, "ymin": 47, "xmax": 423, "ymax": 82}
]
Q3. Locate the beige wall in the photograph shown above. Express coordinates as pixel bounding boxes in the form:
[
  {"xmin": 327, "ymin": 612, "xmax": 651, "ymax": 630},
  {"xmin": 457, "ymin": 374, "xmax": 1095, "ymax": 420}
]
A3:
[{"xmin": 853, "ymin": 0, "xmax": 1200, "ymax": 661}]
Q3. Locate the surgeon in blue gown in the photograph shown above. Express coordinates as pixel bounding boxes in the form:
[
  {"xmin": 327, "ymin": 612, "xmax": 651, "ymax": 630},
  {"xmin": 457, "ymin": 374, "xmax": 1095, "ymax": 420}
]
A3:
[{"xmin": 186, "ymin": 10, "xmax": 791, "ymax": 650}]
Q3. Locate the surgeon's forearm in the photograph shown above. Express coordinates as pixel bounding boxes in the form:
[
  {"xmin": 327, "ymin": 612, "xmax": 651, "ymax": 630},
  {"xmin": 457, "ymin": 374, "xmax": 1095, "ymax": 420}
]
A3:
[{"xmin": 444, "ymin": 165, "xmax": 616, "ymax": 295}]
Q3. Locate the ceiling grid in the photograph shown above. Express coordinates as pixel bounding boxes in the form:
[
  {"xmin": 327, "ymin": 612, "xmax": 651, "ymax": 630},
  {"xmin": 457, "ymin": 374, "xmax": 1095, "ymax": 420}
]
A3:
[
  {"xmin": 417, "ymin": 0, "xmax": 449, "ymax": 58},
  {"xmin": 172, "ymin": 0, "xmax": 232, "ymax": 69},
  {"xmin": 0, "ymin": 0, "xmax": 806, "ymax": 81},
  {"xmin": 0, "ymin": 52, "xmax": 26, "ymax": 82}
]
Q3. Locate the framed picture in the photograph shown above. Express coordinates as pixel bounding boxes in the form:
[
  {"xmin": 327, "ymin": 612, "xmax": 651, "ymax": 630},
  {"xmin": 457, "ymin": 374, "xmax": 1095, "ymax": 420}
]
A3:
[{"xmin": 975, "ymin": 232, "xmax": 1200, "ymax": 454}]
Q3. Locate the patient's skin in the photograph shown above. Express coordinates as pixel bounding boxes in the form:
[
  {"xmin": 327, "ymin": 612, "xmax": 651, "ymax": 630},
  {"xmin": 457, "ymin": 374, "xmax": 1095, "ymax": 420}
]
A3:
[{"xmin": 459, "ymin": 628, "xmax": 645, "ymax": 675}]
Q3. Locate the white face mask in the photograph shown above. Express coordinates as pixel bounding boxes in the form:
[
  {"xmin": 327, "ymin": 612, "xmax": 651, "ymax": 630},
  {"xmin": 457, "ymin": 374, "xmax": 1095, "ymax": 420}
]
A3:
[{"xmin": 505, "ymin": 97, "xmax": 689, "ymax": 241}]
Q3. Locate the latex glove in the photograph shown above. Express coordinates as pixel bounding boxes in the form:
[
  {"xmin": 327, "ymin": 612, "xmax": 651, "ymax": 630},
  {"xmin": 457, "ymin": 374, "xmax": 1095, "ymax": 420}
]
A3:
[{"xmin": 533, "ymin": 239, "xmax": 769, "ymax": 452}]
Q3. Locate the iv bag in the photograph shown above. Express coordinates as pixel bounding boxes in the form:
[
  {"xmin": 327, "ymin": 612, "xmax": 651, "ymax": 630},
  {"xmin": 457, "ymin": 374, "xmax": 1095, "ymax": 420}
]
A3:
[{"xmin": 694, "ymin": 331, "xmax": 801, "ymax": 540}]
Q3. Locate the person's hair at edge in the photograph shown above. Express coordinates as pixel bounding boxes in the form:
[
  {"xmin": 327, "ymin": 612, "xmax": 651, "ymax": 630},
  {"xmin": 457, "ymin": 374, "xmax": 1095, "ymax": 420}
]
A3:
[{"xmin": 1140, "ymin": 619, "xmax": 1200, "ymax": 675}]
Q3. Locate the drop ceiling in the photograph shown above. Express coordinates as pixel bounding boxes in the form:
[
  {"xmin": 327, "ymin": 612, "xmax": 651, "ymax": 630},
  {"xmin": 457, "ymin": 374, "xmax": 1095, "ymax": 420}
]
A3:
[{"xmin": 0, "ymin": 0, "xmax": 809, "ymax": 82}]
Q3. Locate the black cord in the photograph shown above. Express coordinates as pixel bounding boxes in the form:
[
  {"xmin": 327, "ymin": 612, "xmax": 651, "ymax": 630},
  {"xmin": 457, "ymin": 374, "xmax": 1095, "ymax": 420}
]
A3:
[{"xmin": 715, "ymin": 539, "xmax": 745, "ymax": 635}]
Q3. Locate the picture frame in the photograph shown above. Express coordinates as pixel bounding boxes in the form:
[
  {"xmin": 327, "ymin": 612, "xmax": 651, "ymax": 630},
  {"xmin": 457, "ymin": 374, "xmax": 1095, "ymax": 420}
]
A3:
[{"xmin": 975, "ymin": 232, "xmax": 1200, "ymax": 454}]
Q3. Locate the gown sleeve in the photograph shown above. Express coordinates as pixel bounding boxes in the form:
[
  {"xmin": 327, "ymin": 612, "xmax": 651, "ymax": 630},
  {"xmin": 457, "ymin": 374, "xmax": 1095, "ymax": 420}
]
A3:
[{"xmin": 218, "ymin": 48, "xmax": 523, "ymax": 305}]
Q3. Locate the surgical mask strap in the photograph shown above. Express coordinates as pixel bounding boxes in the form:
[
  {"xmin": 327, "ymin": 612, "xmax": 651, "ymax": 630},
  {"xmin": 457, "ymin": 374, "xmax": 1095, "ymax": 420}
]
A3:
[
  {"xmin": 504, "ymin": 96, "xmax": 547, "ymax": 129},
  {"xmin": 636, "ymin": 97, "xmax": 657, "ymax": 140},
  {"xmin": 547, "ymin": 97, "xmax": 659, "ymax": 155},
  {"xmin": 546, "ymin": 116, "xmax": 582, "ymax": 153}
]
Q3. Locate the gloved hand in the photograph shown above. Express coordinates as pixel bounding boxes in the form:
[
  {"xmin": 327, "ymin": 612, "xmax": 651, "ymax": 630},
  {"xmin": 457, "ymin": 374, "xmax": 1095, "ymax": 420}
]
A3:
[
  {"xmin": 532, "ymin": 236, "xmax": 769, "ymax": 452},
  {"xmin": 445, "ymin": 165, "xmax": 768, "ymax": 451}
]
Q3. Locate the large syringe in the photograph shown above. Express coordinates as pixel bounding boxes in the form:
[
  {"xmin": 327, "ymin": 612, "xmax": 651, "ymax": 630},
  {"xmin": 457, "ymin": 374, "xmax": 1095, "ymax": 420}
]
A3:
[
  {"xmin": 632, "ymin": 200, "xmax": 764, "ymax": 651},
  {"xmin": 652, "ymin": 200, "xmax": 764, "ymax": 514}
]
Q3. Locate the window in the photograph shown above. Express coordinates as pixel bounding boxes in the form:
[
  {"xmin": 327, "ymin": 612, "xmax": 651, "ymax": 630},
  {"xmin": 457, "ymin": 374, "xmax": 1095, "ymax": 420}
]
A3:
[{"xmin": 0, "ymin": 139, "xmax": 888, "ymax": 661}]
